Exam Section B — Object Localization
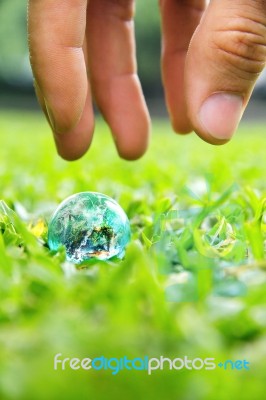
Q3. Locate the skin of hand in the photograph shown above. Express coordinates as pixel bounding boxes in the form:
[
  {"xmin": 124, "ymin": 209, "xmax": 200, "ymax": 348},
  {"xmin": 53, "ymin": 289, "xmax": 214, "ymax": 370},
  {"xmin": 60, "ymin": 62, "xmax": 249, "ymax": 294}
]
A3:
[{"xmin": 28, "ymin": 0, "xmax": 266, "ymax": 161}]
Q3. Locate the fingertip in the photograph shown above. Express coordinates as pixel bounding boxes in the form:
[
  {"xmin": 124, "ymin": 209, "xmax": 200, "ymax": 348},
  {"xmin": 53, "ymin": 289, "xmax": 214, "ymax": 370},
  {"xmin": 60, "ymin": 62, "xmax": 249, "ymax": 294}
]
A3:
[
  {"xmin": 170, "ymin": 117, "xmax": 193, "ymax": 135},
  {"xmin": 162, "ymin": 62, "xmax": 194, "ymax": 136},
  {"xmin": 192, "ymin": 129, "xmax": 230, "ymax": 146},
  {"xmin": 188, "ymin": 92, "xmax": 243, "ymax": 145},
  {"xmin": 116, "ymin": 141, "xmax": 149, "ymax": 161},
  {"xmin": 55, "ymin": 142, "xmax": 90, "ymax": 162},
  {"xmin": 198, "ymin": 93, "xmax": 243, "ymax": 140},
  {"xmin": 53, "ymin": 97, "xmax": 95, "ymax": 161},
  {"xmin": 54, "ymin": 125, "xmax": 94, "ymax": 161},
  {"xmin": 114, "ymin": 121, "xmax": 150, "ymax": 161}
]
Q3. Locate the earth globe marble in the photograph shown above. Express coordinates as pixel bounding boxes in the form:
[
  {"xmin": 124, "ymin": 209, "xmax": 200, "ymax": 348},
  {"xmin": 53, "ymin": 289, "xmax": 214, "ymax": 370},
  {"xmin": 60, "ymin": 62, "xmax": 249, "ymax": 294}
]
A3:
[{"xmin": 48, "ymin": 192, "xmax": 131, "ymax": 263}]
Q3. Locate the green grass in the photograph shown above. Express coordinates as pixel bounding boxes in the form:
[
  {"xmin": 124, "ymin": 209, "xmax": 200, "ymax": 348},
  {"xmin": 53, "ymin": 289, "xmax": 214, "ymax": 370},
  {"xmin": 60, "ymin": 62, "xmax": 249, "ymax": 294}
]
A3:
[{"xmin": 0, "ymin": 111, "xmax": 266, "ymax": 400}]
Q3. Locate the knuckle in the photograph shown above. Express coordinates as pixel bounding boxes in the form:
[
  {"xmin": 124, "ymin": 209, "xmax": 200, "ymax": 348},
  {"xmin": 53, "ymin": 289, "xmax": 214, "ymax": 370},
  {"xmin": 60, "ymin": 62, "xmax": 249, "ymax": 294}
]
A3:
[{"xmin": 212, "ymin": 17, "xmax": 266, "ymax": 78}]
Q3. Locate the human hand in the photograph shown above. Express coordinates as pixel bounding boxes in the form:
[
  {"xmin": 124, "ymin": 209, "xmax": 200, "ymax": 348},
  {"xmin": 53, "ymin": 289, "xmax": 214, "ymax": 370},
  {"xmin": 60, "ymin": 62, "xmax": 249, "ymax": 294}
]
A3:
[
  {"xmin": 28, "ymin": 0, "xmax": 266, "ymax": 161},
  {"xmin": 28, "ymin": 0, "xmax": 150, "ymax": 161},
  {"xmin": 160, "ymin": 0, "xmax": 266, "ymax": 145}
]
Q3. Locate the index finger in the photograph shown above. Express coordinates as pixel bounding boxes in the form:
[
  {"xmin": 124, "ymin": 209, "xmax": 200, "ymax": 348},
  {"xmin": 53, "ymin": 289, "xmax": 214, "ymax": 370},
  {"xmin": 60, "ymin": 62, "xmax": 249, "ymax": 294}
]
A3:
[{"xmin": 28, "ymin": 0, "xmax": 91, "ymax": 134}]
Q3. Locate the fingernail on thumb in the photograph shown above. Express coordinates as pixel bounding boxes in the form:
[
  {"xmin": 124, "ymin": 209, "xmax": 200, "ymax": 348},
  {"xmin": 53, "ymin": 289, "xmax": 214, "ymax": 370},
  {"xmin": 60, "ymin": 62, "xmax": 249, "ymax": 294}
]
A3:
[{"xmin": 199, "ymin": 93, "xmax": 243, "ymax": 140}]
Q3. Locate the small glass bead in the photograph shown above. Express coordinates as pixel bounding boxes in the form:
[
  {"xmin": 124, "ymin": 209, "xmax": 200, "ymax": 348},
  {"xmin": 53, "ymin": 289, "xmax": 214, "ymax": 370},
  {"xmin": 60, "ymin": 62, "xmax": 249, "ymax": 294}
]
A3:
[{"xmin": 48, "ymin": 192, "xmax": 131, "ymax": 263}]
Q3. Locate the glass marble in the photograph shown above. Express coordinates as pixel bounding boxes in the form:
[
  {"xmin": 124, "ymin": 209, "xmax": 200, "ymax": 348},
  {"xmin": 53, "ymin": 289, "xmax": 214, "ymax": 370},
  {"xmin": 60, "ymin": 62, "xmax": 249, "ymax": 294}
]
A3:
[{"xmin": 48, "ymin": 192, "xmax": 131, "ymax": 263}]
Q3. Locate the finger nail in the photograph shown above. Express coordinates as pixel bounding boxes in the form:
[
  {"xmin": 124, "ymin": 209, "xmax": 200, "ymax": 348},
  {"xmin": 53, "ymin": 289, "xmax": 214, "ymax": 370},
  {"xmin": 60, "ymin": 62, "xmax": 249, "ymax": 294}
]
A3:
[{"xmin": 199, "ymin": 93, "xmax": 244, "ymax": 140}]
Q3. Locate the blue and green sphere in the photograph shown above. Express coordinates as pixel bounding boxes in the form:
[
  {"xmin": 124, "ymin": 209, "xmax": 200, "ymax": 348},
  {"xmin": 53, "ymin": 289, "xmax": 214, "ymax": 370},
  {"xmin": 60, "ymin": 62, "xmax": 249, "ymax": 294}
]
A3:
[{"xmin": 48, "ymin": 192, "xmax": 131, "ymax": 263}]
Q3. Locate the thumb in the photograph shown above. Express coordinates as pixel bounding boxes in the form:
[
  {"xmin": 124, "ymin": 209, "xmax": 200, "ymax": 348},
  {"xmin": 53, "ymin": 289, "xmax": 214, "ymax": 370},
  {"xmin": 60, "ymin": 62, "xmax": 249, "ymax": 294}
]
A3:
[{"xmin": 185, "ymin": 0, "xmax": 266, "ymax": 144}]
